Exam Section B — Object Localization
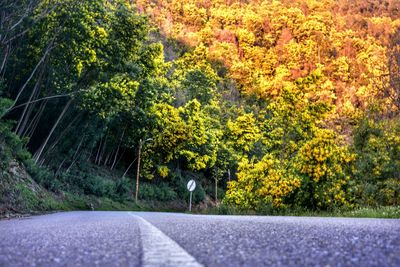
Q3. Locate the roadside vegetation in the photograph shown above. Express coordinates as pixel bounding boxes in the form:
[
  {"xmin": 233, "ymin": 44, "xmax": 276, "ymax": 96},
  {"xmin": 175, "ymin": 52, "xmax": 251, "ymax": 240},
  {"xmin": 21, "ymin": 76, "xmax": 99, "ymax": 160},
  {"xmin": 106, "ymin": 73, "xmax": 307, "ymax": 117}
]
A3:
[{"xmin": 0, "ymin": 0, "xmax": 399, "ymax": 218}]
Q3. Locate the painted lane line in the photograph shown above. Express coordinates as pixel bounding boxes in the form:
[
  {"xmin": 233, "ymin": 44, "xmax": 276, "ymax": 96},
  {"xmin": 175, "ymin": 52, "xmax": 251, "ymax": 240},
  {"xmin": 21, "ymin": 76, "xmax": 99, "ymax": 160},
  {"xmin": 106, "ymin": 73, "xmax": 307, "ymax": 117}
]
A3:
[{"xmin": 129, "ymin": 213, "xmax": 203, "ymax": 267}]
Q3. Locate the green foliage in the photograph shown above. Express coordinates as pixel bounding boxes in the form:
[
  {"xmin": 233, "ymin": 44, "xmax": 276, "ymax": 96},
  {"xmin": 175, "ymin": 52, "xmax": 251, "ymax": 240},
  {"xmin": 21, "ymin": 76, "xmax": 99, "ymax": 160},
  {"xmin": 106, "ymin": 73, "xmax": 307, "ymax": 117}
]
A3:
[
  {"xmin": 351, "ymin": 118, "xmax": 400, "ymax": 206},
  {"xmin": 149, "ymin": 99, "xmax": 221, "ymax": 173},
  {"xmin": 353, "ymin": 119, "xmax": 400, "ymax": 182},
  {"xmin": 226, "ymin": 113, "xmax": 261, "ymax": 154},
  {"xmin": 24, "ymin": 159, "xmax": 58, "ymax": 191},
  {"xmin": 139, "ymin": 183, "xmax": 178, "ymax": 201},
  {"xmin": 0, "ymin": 98, "xmax": 13, "ymax": 118},
  {"xmin": 115, "ymin": 177, "xmax": 132, "ymax": 199},
  {"xmin": 58, "ymin": 170, "xmax": 118, "ymax": 199},
  {"xmin": 15, "ymin": 183, "xmax": 63, "ymax": 211}
]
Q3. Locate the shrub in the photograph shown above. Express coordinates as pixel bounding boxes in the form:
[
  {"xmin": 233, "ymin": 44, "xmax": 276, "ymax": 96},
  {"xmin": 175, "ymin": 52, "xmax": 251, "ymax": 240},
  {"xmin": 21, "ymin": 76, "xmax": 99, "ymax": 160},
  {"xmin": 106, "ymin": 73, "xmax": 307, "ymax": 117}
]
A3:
[
  {"xmin": 352, "ymin": 118, "xmax": 400, "ymax": 206},
  {"xmin": 139, "ymin": 183, "xmax": 178, "ymax": 201},
  {"xmin": 115, "ymin": 177, "xmax": 132, "ymax": 199}
]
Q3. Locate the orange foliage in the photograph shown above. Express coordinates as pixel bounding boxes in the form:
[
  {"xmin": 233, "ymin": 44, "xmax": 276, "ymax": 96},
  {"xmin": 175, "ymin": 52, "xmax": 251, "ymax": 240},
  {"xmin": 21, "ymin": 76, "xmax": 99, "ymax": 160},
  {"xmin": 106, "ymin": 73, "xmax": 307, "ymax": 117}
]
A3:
[{"xmin": 137, "ymin": 0, "xmax": 399, "ymax": 117}]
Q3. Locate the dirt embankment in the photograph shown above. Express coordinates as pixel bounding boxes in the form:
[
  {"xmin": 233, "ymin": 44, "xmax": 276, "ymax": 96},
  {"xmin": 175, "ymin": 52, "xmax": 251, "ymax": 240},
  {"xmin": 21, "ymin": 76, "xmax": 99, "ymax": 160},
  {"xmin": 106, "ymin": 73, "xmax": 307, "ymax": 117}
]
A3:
[{"xmin": 0, "ymin": 160, "xmax": 60, "ymax": 219}]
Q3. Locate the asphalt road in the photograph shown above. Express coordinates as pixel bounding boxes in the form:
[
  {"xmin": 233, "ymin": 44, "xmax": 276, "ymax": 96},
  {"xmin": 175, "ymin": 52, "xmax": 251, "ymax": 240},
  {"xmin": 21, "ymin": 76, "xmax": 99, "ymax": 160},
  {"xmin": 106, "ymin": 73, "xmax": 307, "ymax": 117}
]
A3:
[{"xmin": 0, "ymin": 211, "xmax": 399, "ymax": 267}]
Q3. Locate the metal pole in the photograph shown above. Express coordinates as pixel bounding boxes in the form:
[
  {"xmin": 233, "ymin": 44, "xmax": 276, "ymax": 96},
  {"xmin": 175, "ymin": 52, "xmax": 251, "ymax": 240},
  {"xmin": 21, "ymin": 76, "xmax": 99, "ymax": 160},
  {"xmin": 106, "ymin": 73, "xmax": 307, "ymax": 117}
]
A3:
[
  {"xmin": 189, "ymin": 191, "xmax": 192, "ymax": 212},
  {"xmin": 135, "ymin": 138, "xmax": 152, "ymax": 203}
]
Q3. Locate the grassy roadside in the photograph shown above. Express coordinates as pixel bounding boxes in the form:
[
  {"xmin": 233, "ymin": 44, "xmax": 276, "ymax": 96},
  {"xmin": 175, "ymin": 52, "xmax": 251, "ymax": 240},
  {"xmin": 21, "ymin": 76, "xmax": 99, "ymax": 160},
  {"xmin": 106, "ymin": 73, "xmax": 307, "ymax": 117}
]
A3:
[
  {"xmin": 0, "ymin": 187, "xmax": 188, "ymax": 219},
  {"xmin": 0, "ymin": 161, "xmax": 187, "ymax": 219},
  {"xmin": 200, "ymin": 204, "xmax": 400, "ymax": 219},
  {"xmin": 1, "ymin": 161, "xmax": 398, "ymax": 219},
  {"xmin": 280, "ymin": 206, "xmax": 400, "ymax": 219}
]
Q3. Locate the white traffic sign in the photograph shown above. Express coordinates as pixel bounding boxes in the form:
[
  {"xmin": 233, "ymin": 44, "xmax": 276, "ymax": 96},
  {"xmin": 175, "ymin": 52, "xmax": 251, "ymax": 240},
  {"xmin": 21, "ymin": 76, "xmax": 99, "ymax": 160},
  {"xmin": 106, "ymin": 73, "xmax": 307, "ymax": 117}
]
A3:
[
  {"xmin": 187, "ymin": 179, "xmax": 196, "ymax": 192},
  {"xmin": 187, "ymin": 180, "xmax": 196, "ymax": 212}
]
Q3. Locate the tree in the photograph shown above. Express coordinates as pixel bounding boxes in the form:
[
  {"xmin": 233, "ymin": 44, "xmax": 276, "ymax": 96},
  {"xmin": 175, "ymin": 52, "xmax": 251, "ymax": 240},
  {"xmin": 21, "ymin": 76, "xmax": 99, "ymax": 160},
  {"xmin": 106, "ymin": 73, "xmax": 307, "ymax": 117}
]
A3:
[
  {"xmin": 294, "ymin": 129, "xmax": 354, "ymax": 209},
  {"xmin": 225, "ymin": 155, "xmax": 301, "ymax": 209},
  {"xmin": 352, "ymin": 118, "xmax": 400, "ymax": 206}
]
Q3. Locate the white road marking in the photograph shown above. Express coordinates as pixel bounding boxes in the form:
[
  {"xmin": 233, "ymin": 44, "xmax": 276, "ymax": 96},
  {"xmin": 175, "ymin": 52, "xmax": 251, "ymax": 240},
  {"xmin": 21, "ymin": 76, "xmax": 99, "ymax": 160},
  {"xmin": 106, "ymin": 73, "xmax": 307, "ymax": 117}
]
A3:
[{"xmin": 129, "ymin": 213, "xmax": 203, "ymax": 267}]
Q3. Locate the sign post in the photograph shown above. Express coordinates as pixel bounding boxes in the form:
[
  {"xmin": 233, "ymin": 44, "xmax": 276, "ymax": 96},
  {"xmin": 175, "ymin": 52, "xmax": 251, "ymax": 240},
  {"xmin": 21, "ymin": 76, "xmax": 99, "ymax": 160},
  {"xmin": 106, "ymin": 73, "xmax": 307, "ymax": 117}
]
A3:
[{"xmin": 187, "ymin": 179, "xmax": 196, "ymax": 212}]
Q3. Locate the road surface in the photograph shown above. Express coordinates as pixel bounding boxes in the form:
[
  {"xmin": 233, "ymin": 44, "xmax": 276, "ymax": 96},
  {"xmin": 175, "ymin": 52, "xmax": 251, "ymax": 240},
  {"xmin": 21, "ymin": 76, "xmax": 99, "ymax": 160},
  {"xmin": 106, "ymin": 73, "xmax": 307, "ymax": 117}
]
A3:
[{"xmin": 0, "ymin": 211, "xmax": 399, "ymax": 266}]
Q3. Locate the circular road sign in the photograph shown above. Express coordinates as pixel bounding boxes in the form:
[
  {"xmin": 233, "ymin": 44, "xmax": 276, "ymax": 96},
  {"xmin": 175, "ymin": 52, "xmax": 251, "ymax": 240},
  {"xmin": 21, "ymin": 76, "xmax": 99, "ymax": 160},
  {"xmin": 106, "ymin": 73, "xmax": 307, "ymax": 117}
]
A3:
[{"xmin": 187, "ymin": 179, "xmax": 196, "ymax": 192}]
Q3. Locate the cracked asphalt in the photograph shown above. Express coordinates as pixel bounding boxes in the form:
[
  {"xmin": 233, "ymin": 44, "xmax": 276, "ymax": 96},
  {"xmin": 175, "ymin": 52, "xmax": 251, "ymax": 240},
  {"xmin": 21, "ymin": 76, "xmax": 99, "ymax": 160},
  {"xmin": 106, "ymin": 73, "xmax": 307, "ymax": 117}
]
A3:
[{"xmin": 0, "ymin": 211, "xmax": 399, "ymax": 266}]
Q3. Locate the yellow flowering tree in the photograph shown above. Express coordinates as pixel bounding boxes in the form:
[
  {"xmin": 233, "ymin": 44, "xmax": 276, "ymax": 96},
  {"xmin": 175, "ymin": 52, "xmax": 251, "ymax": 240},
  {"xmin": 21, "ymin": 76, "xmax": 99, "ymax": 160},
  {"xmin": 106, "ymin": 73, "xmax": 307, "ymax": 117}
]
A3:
[
  {"xmin": 225, "ymin": 155, "xmax": 301, "ymax": 209},
  {"xmin": 294, "ymin": 129, "xmax": 354, "ymax": 209}
]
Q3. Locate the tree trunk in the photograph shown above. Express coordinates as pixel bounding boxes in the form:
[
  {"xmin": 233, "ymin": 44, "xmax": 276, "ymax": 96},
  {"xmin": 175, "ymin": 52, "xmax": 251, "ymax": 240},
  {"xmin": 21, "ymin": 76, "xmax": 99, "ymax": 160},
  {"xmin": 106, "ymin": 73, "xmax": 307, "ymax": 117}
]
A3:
[
  {"xmin": 122, "ymin": 155, "xmax": 137, "ymax": 179},
  {"xmin": 40, "ymin": 113, "xmax": 80, "ymax": 160},
  {"xmin": 2, "ymin": 44, "xmax": 52, "ymax": 118},
  {"xmin": 15, "ymin": 69, "xmax": 44, "ymax": 135},
  {"xmin": 135, "ymin": 139, "xmax": 143, "ymax": 202},
  {"xmin": 215, "ymin": 178, "xmax": 218, "ymax": 202},
  {"xmin": 113, "ymin": 148, "xmax": 126, "ymax": 170},
  {"xmin": 98, "ymin": 143, "xmax": 105, "ymax": 165},
  {"xmin": 95, "ymin": 137, "xmax": 103, "ymax": 164},
  {"xmin": 103, "ymin": 151, "xmax": 111, "ymax": 166},
  {"xmin": 98, "ymin": 137, "xmax": 107, "ymax": 165},
  {"xmin": 111, "ymin": 129, "xmax": 125, "ymax": 170},
  {"xmin": 86, "ymin": 146, "xmax": 94, "ymax": 162},
  {"xmin": 66, "ymin": 135, "xmax": 85, "ymax": 173},
  {"xmin": 0, "ymin": 44, "xmax": 9, "ymax": 75},
  {"xmin": 33, "ymin": 99, "xmax": 72, "ymax": 164},
  {"xmin": 22, "ymin": 99, "xmax": 47, "ymax": 138},
  {"xmin": 55, "ymin": 158, "xmax": 66, "ymax": 176}
]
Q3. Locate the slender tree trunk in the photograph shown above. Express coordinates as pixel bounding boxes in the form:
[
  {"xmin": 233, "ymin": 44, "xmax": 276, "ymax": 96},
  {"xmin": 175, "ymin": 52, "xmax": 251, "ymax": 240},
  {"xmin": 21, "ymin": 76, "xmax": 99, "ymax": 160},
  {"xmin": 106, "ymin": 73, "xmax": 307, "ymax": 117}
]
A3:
[
  {"xmin": 122, "ymin": 155, "xmax": 137, "ymax": 178},
  {"xmin": 40, "ymin": 113, "xmax": 80, "ymax": 160},
  {"xmin": 38, "ymin": 157, "xmax": 46, "ymax": 167},
  {"xmin": 103, "ymin": 152, "xmax": 110, "ymax": 167},
  {"xmin": 110, "ymin": 149, "xmax": 118, "ymax": 170},
  {"xmin": 95, "ymin": 137, "xmax": 103, "ymax": 164},
  {"xmin": 2, "ymin": 44, "xmax": 53, "ymax": 118},
  {"xmin": 135, "ymin": 139, "xmax": 142, "ymax": 203},
  {"xmin": 55, "ymin": 158, "xmax": 66, "ymax": 176},
  {"xmin": 33, "ymin": 99, "xmax": 72, "ymax": 164},
  {"xmin": 16, "ymin": 90, "xmax": 38, "ymax": 135},
  {"xmin": 86, "ymin": 146, "xmax": 94, "ymax": 162},
  {"xmin": 0, "ymin": 44, "xmax": 9, "ymax": 75},
  {"xmin": 9, "ymin": 93, "xmax": 70, "ymax": 112},
  {"xmin": 111, "ymin": 129, "xmax": 125, "ymax": 170},
  {"xmin": 98, "ymin": 137, "xmax": 107, "ymax": 165},
  {"xmin": 215, "ymin": 178, "xmax": 218, "ymax": 202},
  {"xmin": 22, "ymin": 99, "xmax": 47, "ymax": 138},
  {"xmin": 113, "ymin": 148, "xmax": 125, "ymax": 170},
  {"xmin": 15, "ymin": 69, "xmax": 43, "ymax": 135},
  {"xmin": 66, "ymin": 135, "xmax": 84, "ymax": 173}
]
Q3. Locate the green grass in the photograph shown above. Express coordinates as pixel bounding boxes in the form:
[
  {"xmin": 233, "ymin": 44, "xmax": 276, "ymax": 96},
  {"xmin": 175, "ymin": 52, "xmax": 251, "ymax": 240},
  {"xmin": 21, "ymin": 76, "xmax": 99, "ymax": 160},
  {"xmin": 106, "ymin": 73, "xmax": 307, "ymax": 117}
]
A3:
[
  {"xmin": 203, "ymin": 204, "xmax": 400, "ymax": 219},
  {"xmin": 14, "ymin": 183, "xmax": 65, "ymax": 211},
  {"xmin": 278, "ymin": 206, "xmax": 400, "ymax": 219},
  {"xmin": 334, "ymin": 206, "xmax": 400, "ymax": 219}
]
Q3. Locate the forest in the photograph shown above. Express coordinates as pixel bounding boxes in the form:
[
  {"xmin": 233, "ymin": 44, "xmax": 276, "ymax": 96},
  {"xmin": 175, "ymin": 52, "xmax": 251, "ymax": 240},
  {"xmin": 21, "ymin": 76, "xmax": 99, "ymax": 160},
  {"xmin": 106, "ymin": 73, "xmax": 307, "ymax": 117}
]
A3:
[{"xmin": 0, "ymin": 0, "xmax": 399, "ymax": 214}]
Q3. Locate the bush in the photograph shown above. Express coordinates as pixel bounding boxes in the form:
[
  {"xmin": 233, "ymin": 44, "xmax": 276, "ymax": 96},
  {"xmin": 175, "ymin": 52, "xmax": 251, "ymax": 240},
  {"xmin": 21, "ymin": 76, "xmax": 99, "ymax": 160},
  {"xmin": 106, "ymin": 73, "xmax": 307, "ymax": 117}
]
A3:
[
  {"xmin": 60, "ymin": 172, "xmax": 117, "ymax": 198},
  {"xmin": 139, "ymin": 183, "xmax": 178, "ymax": 201},
  {"xmin": 115, "ymin": 177, "xmax": 132, "ymax": 199},
  {"xmin": 352, "ymin": 118, "xmax": 400, "ymax": 206}
]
